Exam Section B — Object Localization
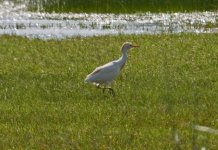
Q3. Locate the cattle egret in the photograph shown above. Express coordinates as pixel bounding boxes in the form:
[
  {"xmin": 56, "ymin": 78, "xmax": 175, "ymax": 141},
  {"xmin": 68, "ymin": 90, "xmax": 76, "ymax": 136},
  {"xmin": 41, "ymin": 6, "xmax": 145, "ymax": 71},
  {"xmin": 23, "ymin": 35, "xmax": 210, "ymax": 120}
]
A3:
[{"xmin": 85, "ymin": 42, "xmax": 139, "ymax": 96}]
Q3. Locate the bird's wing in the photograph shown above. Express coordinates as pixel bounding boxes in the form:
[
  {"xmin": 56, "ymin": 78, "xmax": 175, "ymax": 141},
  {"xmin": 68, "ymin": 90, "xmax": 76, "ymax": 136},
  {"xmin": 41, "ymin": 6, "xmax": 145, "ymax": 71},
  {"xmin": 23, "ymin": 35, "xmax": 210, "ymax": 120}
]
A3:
[
  {"xmin": 85, "ymin": 61, "xmax": 118, "ymax": 83},
  {"xmin": 89, "ymin": 61, "xmax": 116, "ymax": 76}
]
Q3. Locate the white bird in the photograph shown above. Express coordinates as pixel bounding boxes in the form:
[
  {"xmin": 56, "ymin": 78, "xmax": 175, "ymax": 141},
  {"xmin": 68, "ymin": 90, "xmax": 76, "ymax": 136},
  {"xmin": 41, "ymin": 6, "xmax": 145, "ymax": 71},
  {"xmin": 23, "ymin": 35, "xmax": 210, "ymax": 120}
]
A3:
[{"xmin": 85, "ymin": 42, "xmax": 139, "ymax": 96}]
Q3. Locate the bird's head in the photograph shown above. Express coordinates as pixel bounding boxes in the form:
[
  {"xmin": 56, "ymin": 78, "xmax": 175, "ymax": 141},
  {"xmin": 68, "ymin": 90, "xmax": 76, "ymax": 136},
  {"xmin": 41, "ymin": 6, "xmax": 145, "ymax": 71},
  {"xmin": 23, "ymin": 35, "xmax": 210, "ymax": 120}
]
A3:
[{"xmin": 121, "ymin": 42, "xmax": 139, "ymax": 53}]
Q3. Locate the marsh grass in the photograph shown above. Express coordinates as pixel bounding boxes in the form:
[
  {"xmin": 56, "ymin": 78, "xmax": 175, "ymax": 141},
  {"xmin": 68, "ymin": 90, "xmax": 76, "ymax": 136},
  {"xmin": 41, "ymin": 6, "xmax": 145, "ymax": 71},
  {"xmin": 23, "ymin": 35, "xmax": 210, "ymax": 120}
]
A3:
[{"xmin": 0, "ymin": 34, "xmax": 218, "ymax": 149}]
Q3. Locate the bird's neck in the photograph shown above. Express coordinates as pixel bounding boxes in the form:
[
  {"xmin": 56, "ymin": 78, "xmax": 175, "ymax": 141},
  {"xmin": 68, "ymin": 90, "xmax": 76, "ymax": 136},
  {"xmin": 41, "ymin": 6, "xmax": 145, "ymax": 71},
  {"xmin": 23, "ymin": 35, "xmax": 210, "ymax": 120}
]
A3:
[{"xmin": 117, "ymin": 51, "xmax": 128, "ymax": 70}]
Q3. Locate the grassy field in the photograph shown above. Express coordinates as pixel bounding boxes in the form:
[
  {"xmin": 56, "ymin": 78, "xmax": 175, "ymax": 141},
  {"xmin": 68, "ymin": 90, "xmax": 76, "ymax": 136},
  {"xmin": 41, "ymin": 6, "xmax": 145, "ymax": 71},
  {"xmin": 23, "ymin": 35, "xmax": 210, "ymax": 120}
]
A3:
[
  {"xmin": 26, "ymin": 0, "xmax": 218, "ymax": 13},
  {"xmin": 0, "ymin": 34, "xmax": 218, "ymax": 149}
]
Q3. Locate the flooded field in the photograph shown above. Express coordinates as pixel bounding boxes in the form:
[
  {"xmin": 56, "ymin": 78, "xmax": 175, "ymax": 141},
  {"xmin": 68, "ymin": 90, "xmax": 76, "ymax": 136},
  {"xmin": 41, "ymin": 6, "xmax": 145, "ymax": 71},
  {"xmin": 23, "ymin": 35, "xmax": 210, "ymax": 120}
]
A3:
[{"xmin": 0, "ymin": 1, "xmax": 218, "ymax": 39}]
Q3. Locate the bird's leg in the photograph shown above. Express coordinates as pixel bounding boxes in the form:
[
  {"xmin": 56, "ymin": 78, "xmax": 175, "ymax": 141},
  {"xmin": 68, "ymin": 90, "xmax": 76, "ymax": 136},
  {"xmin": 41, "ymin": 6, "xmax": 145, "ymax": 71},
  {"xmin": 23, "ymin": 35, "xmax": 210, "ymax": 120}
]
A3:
[
  {"xmin": 96, "ymin": 84, "xmax": 105, "ymax": 93},
  {"xmin": 96, "ymin": 84, "xmax": 115, "ymax": 96},
  {"xmin": 107, "ymin": 87, "xmax": 115, "ymax": 96},
  {"xmin": 103, "ymin": 87, "xmax": 115, "ymax": 96}
]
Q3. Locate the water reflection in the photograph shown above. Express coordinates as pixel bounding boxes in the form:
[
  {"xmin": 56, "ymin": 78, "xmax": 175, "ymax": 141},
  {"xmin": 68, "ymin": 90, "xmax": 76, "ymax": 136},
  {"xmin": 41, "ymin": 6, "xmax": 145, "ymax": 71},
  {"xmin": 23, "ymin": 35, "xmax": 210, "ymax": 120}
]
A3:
[{"xmin": 0, "ymin": 1, "xmax": 218, "ymax": 39}]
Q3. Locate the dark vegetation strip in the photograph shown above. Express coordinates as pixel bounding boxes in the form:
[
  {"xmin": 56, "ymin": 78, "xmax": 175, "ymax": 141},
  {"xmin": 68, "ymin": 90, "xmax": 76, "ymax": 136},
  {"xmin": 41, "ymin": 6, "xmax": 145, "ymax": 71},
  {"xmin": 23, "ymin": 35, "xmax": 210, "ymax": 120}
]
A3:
[{"xmin": 27, "ymin": 0, "xmax": 218, "ymax": 13}]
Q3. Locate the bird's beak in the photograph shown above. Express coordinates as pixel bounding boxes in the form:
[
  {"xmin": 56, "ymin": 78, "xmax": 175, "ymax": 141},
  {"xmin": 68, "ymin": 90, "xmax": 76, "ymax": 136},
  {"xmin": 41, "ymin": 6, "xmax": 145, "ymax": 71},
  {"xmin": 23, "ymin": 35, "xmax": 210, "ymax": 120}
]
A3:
[{"xmin": 132, "ymin": 45, "xmax": 139, "ymax": 48}]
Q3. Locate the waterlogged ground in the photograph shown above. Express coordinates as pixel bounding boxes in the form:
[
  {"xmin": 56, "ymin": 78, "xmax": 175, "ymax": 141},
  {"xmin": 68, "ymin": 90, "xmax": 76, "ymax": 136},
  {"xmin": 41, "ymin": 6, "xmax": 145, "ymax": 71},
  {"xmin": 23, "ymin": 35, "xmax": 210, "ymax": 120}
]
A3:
[{"xmin": 0, "ymin": 1, "xmax": 218, "ymax": 39}]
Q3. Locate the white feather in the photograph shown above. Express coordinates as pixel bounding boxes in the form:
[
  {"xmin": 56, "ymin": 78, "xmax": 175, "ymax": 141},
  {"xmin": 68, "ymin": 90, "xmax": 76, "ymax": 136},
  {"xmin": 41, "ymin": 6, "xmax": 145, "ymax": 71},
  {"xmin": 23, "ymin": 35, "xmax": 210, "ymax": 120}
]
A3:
[
  {"xmin": 85, "ymin": 42, "xmax": 138, "ymax": 86},
  {"xmin": 85, "ymin": 61, "xmax": 120, "ymax": 84}
]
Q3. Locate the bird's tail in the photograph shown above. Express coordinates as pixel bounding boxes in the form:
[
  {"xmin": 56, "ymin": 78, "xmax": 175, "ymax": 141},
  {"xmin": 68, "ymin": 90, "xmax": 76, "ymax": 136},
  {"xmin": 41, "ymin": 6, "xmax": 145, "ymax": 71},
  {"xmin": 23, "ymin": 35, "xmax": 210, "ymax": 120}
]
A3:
[{"xmin": 84, "ymin": 75, "xmax": 90, "ymax": 83}]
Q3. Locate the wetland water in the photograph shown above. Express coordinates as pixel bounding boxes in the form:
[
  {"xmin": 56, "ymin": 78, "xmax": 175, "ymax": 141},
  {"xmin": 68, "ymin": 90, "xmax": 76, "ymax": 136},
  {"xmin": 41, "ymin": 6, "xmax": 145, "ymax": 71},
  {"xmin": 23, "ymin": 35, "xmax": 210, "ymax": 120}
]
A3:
[{"xmin": 0, "ymin": 1, "xmax": 218, "ymax": 40}]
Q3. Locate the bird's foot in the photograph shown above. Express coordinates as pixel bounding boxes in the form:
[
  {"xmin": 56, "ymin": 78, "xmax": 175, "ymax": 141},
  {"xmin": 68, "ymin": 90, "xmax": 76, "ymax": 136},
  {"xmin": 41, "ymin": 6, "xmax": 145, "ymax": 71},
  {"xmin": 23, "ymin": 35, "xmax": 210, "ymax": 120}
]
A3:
[
  {"xmin": 107, "ymin": 88, "xmax": 115, "ymax": 96},
  {"xmin": 96, "ymin": 85, "xmax": 115, "ymax": 96},
  {"xmin": 102, "ymin": 87, "xmax": 115, "ymax": 96}
]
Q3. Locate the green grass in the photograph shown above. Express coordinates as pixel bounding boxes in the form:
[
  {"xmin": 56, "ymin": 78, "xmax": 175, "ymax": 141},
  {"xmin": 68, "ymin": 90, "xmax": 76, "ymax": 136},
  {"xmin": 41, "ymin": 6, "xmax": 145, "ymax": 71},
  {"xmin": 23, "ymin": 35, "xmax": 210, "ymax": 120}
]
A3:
[
  {"xmin": 26, "ymin": 0, "xmax": 218, "ymax": 13},
  {"xmin": 0, "ymin": 34, "xmax": 218, "ymax": 149}
]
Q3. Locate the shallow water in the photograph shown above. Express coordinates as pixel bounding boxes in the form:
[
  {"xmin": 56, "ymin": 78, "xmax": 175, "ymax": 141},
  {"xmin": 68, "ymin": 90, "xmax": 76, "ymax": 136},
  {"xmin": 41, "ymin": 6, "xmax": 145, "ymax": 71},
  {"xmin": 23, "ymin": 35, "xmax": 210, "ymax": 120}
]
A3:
[{"xmin": 0, "ymin": 1, "xmax": 218, "ymax": 40}]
